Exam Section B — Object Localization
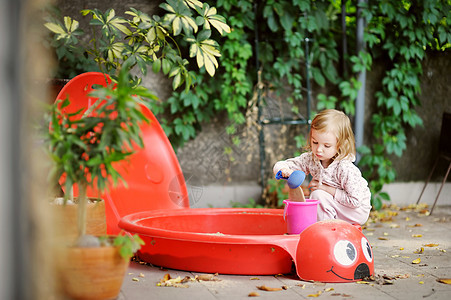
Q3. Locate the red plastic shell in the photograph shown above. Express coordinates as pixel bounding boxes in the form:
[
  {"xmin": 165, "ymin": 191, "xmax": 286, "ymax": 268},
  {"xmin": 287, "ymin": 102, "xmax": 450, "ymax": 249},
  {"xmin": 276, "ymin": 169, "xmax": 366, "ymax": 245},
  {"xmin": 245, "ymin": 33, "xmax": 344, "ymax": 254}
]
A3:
[{"xmin": 55, "ymin": 72, "xmax": 189, "ymax": 234}]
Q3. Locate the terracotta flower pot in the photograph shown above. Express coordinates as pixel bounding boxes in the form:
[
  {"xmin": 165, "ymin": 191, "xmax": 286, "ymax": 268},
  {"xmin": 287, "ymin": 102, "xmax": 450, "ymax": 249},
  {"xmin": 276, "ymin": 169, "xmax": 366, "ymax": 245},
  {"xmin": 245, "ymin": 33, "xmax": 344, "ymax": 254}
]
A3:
[
  {"xmin": 51, "ymin": 198, "xmax": 107, "ymax": 244},
  {"xmin": 57, "ymin": 244, "xmax": 129, "ymax": 300}
]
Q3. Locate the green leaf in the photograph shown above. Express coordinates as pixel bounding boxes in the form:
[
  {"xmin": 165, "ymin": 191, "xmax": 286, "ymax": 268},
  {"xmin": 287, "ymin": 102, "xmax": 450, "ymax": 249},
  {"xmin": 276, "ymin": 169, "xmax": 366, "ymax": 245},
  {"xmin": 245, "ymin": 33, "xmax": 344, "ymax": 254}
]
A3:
[
  {"xmin": 280, "ymin": 13, "xmax": 294, "ymax": 31},
  {"xmin": 172, "ymin": 72, "xmax": 182, "ymax": 89},
  {"xmin": 379, "ymin": 192, "xmax": 390, "ymax": 201},
  {"xmin": 152, "ymin": 58, "xmax": 161, "ymax": 73},
  {"xmin": 162, "ymin": 58, "xmax": 171, "ymax": 75},
  {"xmin": 372, "ymin": 197, "xmax": 382, "ymax": 211},
  {"xmin": 45, "ymin": 22, "xmax": 65, "ymax": 35},
  {"xmin": 172, "ymin": 17, "xmax": 182, "ymax": 35},
  {"xmin": 311, "ymin": 67, "xmax": 325, "ymax": 86}
]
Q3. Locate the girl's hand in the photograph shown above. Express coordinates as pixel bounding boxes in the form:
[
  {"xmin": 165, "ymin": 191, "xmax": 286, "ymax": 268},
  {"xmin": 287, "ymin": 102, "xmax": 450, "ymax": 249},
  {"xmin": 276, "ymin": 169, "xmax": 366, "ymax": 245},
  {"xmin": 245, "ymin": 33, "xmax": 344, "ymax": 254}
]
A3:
[
  {"xmin": 309, "ymin": 179, "xmax": 336, "ymax": 196},
  {"xmin": 280, "ymin": 168, "xmax": 293, "ymax": 178},
  {"xmin": 308, "ymin": 179, "xmax": 320, "ymax": 192}
]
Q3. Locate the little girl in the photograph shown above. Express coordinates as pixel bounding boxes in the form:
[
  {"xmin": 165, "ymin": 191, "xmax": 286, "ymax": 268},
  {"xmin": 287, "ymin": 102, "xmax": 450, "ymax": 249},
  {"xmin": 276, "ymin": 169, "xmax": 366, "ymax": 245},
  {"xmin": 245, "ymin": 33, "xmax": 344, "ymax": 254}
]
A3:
[{"xmin": 273, "ymin": 109, "xmax": 371, "ymax": 225}]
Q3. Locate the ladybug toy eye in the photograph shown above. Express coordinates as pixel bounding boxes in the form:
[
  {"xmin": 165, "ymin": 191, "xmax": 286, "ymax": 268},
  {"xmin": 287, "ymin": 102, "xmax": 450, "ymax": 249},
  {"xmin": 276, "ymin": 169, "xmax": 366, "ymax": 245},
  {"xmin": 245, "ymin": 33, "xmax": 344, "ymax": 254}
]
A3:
[
  {"xmin": 333, "ymin": 240, "xmax": 357, "ymax": 266},
  {"xmin": 362, "ymin": 237, "xmax": 373, "ymax": 262}
]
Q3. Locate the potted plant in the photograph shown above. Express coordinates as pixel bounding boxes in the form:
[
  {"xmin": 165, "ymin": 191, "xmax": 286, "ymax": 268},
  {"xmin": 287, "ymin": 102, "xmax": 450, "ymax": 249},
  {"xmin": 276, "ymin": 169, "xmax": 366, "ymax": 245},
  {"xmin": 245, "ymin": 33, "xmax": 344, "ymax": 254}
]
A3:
[{"xmin": 46, "ymin": 63, "xmax": 153, "ymax": 299}]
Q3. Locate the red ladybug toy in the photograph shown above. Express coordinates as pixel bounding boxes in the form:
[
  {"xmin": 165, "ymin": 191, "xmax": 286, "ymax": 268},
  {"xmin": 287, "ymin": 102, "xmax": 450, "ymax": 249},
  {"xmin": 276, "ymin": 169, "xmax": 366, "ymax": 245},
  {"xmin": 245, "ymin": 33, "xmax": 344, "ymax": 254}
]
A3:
[{"xmin": 296, "ymin": 220, "xmax": 374, "ymax": 282}]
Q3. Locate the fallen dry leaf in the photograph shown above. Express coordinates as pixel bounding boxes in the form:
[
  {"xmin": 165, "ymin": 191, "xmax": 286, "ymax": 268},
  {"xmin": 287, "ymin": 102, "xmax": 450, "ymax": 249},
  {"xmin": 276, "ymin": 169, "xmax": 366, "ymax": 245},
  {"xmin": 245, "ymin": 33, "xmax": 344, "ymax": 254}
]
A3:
[
  {"xmin": 396, "ymin": 274, "xmax": 410, "ymax": 279},
  {"xmin": 138, "ymin": 273, "xmax": 145, "ymax": 278},
  {"xmin": 250, "ymin": 277, "xmax": 260, "ymax": 280},
  {"xmin": 419, "ymin": 281, "xmax": 424, "ymax": 284},
  {"xmin": 412, "ymin": 258, "xmax": 421, "ymax": 264},
  {"xmin": 325, "ymin": 287, "xmax": 335, "ymax": 292},
  {"xmin": 132, "ymin": 278, "xmax": 139, "ymax": 282},
  {"xmin": 412, "ymin": 234, "xmax": 423, "ymax": 238},
  {"xmin": 307, "ymin": 291, "xmax": 322, "ymax": 297},
  {"xmin": 423, "ymin": 243, "xmax": 439, "ymax": 247},
  {"xmin": 196, "ymin": 274, "xmax": 220, "ymax": 281},
  {"xmin": 331, "ymin": 293, "xmax": 351, "ymax": 297},
  {"xmin": 414, "ymin": 247, "xmax": 424, "ymax": 254},
  {"xmin": 257, "ymin": 285, "xmax": 283, "ymax": 292},
  {"xmin": 157, "ymin": 274, "xmax": 193, "ymax": 288},
  {"xmin": 437, "ymin": 278, "xmax": 451, "ymax": 285},
  {"xmin": 180, "ymin": 276, "xmax": 192, "ymax": 283},
  {"xmin": 364, "ymin": 274, "xmax": 394, "ymax": 285},
  {"xmin": 378, "ymin": 237, "xmax": 389, "ymax": 240},
  {"xmin": 248, "ymin": 291, "xmax": 260, "ymax": 297},
  {"xmin": 296, "ymin": 284, "xmax": 306, "ymax": 289}
]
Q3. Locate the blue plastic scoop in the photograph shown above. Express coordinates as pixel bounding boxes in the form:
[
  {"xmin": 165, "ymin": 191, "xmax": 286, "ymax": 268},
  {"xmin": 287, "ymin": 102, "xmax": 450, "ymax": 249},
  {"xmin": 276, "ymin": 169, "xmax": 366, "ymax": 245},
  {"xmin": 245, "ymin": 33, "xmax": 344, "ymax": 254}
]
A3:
[{"xmin": 275, "ymin": 170, "xmax": 306, "ymax": 189}]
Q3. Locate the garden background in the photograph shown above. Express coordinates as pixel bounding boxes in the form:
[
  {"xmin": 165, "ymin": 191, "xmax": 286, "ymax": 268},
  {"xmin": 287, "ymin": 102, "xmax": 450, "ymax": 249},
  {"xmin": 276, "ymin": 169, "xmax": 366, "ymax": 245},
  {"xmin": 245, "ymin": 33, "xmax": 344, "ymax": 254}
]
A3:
[{"xmin": 51, "ymin": 0, "xmax": 450, "ymax": 209}]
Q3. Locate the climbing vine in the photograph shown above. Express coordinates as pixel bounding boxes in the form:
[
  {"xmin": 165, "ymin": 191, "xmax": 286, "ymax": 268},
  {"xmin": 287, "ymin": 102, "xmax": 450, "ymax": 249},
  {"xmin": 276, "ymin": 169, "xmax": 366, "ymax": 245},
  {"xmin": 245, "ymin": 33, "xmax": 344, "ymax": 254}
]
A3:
[{"xmin": 357, "ymin": 0, "xmax": 450, "ymax": 209}]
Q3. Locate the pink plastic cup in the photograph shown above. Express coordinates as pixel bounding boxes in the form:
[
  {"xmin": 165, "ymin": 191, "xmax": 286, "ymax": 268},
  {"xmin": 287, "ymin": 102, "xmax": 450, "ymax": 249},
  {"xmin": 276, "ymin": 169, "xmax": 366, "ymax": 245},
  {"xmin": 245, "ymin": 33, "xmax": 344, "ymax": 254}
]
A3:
[{"xmin": 283, "ymin": 199, "xmax": 319, "ymax": 234}]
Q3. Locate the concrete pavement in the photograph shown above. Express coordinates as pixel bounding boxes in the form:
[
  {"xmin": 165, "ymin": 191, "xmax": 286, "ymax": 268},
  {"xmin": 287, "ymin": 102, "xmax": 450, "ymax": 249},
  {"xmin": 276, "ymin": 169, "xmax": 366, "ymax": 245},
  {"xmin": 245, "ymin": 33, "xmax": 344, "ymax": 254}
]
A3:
[{"xmin": 119, "ymin": 204, "xmax": 451, "ymax": 299}]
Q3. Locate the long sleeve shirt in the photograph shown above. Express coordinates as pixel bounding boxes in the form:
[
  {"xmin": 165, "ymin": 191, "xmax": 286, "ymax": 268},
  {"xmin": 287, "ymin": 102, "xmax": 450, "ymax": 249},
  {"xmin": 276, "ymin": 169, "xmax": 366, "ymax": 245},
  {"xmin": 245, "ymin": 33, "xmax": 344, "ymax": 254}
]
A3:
[{"xmin": 273, "ymin": 152, "xmax": 371, "ymax": 210}]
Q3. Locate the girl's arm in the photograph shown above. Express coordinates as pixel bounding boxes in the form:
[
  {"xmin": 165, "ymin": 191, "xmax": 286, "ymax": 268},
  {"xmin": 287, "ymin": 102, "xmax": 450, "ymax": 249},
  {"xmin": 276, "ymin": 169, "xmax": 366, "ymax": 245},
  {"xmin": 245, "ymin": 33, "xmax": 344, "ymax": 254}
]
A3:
[
  {"xmin": 309, "ymin": 179, "xmax": 337, "ymax": 196},
  {"xmin": 273, "ymin": 153, "xmax": 311, "ymax": 176}
]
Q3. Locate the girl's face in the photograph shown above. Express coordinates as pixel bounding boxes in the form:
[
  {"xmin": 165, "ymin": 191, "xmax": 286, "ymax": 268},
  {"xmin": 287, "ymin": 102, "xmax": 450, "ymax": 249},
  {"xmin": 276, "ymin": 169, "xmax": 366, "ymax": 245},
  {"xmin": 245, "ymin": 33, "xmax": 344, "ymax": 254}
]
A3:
[{"xmin": 311, "ymin": 129, "xmax": 338, "ymax": 167}]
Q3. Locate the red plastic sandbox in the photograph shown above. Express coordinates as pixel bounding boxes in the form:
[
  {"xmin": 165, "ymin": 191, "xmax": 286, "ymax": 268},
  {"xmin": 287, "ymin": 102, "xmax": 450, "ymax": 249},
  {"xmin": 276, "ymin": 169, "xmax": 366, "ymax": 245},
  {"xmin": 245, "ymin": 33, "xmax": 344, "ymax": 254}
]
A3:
[{"xmin": 119, "ymin": 208, "xmax": 299, "ymax": 275}]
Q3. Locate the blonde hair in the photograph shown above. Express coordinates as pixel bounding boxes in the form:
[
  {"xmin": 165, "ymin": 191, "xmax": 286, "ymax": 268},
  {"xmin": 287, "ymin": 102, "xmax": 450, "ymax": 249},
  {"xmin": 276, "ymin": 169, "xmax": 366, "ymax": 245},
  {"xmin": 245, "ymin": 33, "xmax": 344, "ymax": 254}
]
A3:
[{"xmin": 308, "ymin": 109, "xmax": 356, "ymax": 161}]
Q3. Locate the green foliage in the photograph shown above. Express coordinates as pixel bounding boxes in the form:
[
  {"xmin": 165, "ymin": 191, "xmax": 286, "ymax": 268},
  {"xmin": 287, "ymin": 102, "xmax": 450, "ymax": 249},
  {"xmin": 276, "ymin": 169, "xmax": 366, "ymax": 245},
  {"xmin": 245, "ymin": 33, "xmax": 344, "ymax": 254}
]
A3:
[
  {"xmin": 98, "ymin": 234, "xmax": 145, "ymax": 259},
  {"xmin": 155, "ymin": 1, "xmax": 253, "ymax": 148},
  {"xmin": 356, "ymin": 0, "xmax": 450, "ymax": 207},
  {"xmin": 44, "ymin": 1, "xmax": 229, "ymax": 88},
  {"xmin": 358, "ymin": 145, "xmax": 394, "ymax": 210},
  {"xmin": 266, "ymin": 178, "xmax": 289, "ymax": 208},
  {"xmin": 44, "ymin": 10, "xmax": 99, "ymax": 78},
  {"xmin": 113, "ymin": 234, "xmax": 145, "ymax": 259}
]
